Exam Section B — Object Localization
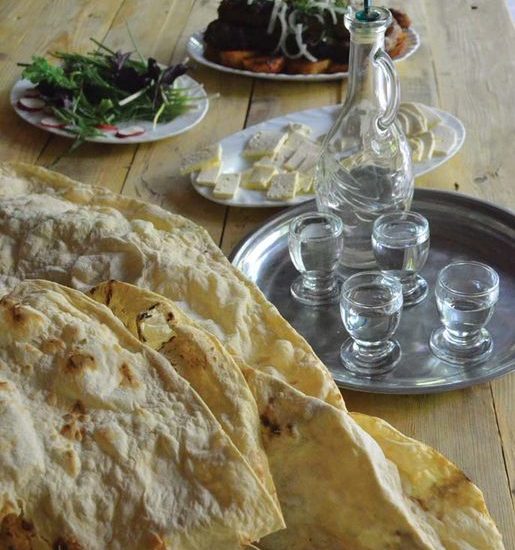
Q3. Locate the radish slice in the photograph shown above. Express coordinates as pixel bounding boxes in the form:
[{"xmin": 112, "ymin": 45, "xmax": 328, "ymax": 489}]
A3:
[
  {"xmin": 40, "ymin": 116, "xmax": 65, "ymax": 128},
  {"xmin": 96, "ymin": 123, "xmax": 118, "ymax": 131},
  {"xmin": 17, "ymin": 97, "xmax": 46, "ymax": 111},
  {"xmin": 24, "ymin": 89, "xmax": 41, "ymax": 98},
  {"xmin": 115, "ymin": 126, "xmax": 145, "ymax": 138}
]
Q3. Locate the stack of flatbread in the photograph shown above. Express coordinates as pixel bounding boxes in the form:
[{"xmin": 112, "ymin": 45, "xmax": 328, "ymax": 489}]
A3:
[{"xmin": 0, "ymin": 163, "xmax": 505, "ymax": 549}]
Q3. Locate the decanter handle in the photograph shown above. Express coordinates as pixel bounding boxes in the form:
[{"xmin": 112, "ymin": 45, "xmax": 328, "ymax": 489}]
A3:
[{"xmin": 374, "ymin": 48, "xmax": 400, "ymax": 130}]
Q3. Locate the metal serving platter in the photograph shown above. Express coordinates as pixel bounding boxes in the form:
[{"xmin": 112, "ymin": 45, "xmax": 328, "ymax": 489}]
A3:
[{"xmin": 230, "ymin": 189, "xmax": 515, "ymax": 394}]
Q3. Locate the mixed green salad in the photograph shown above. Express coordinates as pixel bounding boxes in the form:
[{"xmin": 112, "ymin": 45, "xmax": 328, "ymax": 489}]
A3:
[{"xmin": 18, "ymin": 40, "xmax": 198, "ymax": 146}]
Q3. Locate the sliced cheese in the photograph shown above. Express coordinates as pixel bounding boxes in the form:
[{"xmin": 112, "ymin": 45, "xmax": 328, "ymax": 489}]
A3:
[
  {"xmin": 414, "ymin": 102, "xmax": 442, "ymax": 129},
  {"xmin": 267, "ymin": 172, "xmax": 299, "ymax": 200},
  {"xmin": 408, "ymin": 137, "xmax": 423, "ymax": 162},
  {"xmin": 399, "ymin": 103, "xmax": 427, "ymax": 136},
  {"xmin": 417, "ymin": 130, "xmax": 436, "ymax": 161},
  {"xmin": 180, "ymin": 144, "xmax": 222, "ymax": 175},
  {"xmin": 242, "ymin": 165, "xmax": 278, "ymax": 190},
  {"xmin": 433, "ymin": 123, "xmax": 457, "ymax": 156},
  {"xmin": 285, "ymin": 142, "xmax": 320, "ymax": 171},
  {"xmin": 298, "ymin": 170, "xmax": 315, "ymax": 194},
  {"xmin": 275, "ymin": 131, "xmax": 314, "ymax": 166},
  {"xmin": 397, "ymin": 111, "xmax": 412, "ymax": 136},
  {"xmin": 243, "ymin": 131, "xmax": 288, "ymax": 159},
  {"xmin": 254, "ymin": 156, "xmax": 278, "ymax": 168},
  {"xmin": 196, "ymin": 164, "xmax": 222, "ymax": 187},
  {"xmin": 213, "ymin": 173, "xmax": 241, "ymax": 199},
  {"xmin": 288, "ymin": 122, "xmax": 312, "ymax": 136}
]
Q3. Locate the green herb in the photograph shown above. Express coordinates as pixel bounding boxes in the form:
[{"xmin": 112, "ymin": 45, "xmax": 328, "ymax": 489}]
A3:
[{"xmin": 18, "ymin": 39, "xmax": 197, "ymax": 147}]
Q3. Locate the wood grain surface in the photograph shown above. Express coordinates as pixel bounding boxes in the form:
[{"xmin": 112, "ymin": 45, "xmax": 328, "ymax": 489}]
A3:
[{"xmin": 0, "ymin": 0, "xmax": 513, "ymax": 545}]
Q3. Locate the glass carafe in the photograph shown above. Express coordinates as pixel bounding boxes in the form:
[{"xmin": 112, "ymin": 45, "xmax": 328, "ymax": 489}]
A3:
[{"xmin": 315, "ymin": 6, "xmax": 413, "ymax": 271}]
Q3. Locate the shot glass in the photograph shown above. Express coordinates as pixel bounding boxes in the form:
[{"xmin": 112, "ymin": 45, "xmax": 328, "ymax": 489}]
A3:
[
  {"xmin": 372, "ymin": 211, "xmax": 430, "ymax": 307},
  {"xmin": 288, "ymin": 211, "xmax": 343, "ymax": 306},
  {"xmin": 340, "ymin": 271, "xmax": 403, "ymax": 376},
  {"xmin": 430, "ymin": 261, "xmax": 499, "ymax": 365}
]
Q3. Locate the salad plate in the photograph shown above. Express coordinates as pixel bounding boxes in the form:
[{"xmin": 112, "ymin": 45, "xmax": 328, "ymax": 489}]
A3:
[
  {"xmin": 11, "ymin": 74, "xmax": 209, "ymax": 144},
  {"xmin": 230, "ymin": 190, "xmax": 515, "ymax": 394},
  {"xmin": 192, "ymin": 104, "xmax": 465, "ymax": 208},
  {"xmin": 187, "ymin": 28, "xmax": 420, "ymax": 83}
]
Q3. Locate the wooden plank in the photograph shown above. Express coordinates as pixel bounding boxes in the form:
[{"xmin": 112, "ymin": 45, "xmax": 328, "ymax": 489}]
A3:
[
  {"xmin": 491, "ymin": 374, "xmax": 515, "ymax": 505},
  {"xmin": 119, "ymin": 0, "xmax": 254, "ymax": 243},
  {"xmin": 0, "ymin": 0, "xmax": 124, "ymax": 166},
  {"xmin": 418, "ymin": 0, "xmax": 515, "ymax": 208}
]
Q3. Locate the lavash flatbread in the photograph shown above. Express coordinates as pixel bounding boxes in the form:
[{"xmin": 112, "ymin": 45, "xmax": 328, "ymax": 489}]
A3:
[
  {"xmin": 0, "ymin": 163, "xmax": 505, "ymax": 549},
  {"xmin": 0, "ymin": 280, "xmax": 283, "ymax": 550},
  {"xmin": 88, "ymin": 279, "xmax": 281, "ymax": 511},
  {"xmin": 89, "ymin": 281, "xmax": 505, "ymax": 550},
  {"xmin": 0, "ymin": 162, "xmax": 342, "ymax": 410}
]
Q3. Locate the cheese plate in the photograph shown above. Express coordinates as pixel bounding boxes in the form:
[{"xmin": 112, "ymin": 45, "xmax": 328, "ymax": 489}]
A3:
[{"xmin": 191, "ymin": 104, "xmax": 465, "ymax": 208}]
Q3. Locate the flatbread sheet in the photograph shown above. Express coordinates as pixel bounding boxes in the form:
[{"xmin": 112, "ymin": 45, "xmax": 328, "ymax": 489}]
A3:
[
  {"xmin": 0, "ymin": 280, "xmax": 283, "ymax": 550},
  {"xmin": 90, "ymin": 281, "xmax": 505, "ymax": 550},
  {"xmin": 0, "ymin": 162, "xmax": 342, "ymax": 409}
]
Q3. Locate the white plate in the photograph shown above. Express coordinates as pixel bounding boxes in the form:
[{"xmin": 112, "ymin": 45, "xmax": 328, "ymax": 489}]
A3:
[
  {"xmin": 11, "ymin": 74, "xmax": 209, "ymax": 144},
  {"xmin": 192, "ymin": 104, "xmax": 466, "ymax": 208},
  {"xmin": 186, "ymin": 28, "xmax": 420, "ymax": 82}
]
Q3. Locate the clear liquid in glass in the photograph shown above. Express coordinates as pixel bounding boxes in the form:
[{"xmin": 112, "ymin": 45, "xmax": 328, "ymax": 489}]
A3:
[
  {"xmin": 341, "ymin": 283, "xmax": 402, "ymax": 343},
  {"xmin": 436, "ymin": 297, "xmax": 496, "ymax": 337},
  {"xmin": 289, "ymin": 222, "xmax": 342, "ymax": 281}
]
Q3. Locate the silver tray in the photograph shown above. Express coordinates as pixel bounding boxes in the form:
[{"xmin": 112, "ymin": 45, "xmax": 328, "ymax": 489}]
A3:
[{"xmin": 230, "ymin": 189, "xmax": 515, "ymax": 394}]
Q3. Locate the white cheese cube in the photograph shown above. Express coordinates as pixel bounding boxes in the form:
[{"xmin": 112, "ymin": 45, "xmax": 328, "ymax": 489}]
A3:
[
  {"xmin": 285, "ymin": 142, "xmax": 320, "ymax": 171},
  {"xmin": 243, "ymin": 131, "xmax": 288, "ymax": 159},
  {"xmin": 213, "ymin": 173, "xmax": 241, "ymax": 199},
  {"xmin": 242, "ymin": 165, "xmax": 278, "ymax": 190},
  {"xmin": 180, "ymin": 144, "xmax": 222, "ymax": 174},
  {"xmin": 196, "ymin": 164, "xmax": 222, "ymax": 186},
  {"xmin": 267, "ymin": 172, "xmax": 299, "ymax": 200}
]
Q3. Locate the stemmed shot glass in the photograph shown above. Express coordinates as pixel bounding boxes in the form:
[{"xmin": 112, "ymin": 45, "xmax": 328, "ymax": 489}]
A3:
[
  {"xmin": 430, "ymin": 261, "xmax": 499, "ymax": 365},
  {"xmin": 288, "ymin": 212, "xmax": 343, "ymax": 306},
  {"xmin": 340, "ymin": 271, "xmax": 403, "ymax": 376},
  {"xmin": 372, "ymin": 211, "xmax": 430, "ymax": 307}
]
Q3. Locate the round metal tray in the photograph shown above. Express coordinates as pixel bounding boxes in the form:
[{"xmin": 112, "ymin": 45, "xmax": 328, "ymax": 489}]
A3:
[{"xmin": 230, "ymin": 189, "xmax": 515, "ymax": 394}]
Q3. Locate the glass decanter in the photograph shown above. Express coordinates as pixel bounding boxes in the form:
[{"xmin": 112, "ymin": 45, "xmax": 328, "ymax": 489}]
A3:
[{"xmin": 315, "ymin": 5, "xmax": 413, "ymax": 271}]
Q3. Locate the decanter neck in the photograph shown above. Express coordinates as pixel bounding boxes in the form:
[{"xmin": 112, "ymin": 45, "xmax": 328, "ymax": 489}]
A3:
[{"xmin": 344, "ymin": 7, "xmax": 392, "ymax": 114}]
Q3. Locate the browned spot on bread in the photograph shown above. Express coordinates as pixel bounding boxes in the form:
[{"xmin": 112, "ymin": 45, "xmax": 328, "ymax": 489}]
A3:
[
  {"xmin": 0, "ymin": 298, "xmax": 29, "ymax": 325},
  {"xmin": 72, "ymin": 400, "xmax": 86, "ymax": 415},
  {"xmin": 0, "ymin": 381, "xmax": 9, "ymax": 390},
  {"xmin": 0, "ymin": 514, "xmax": 35, "ymax": 550},
  {"xmin": 64, "ymin": 352, "xmax": 96, "ymax": 374},
  {"xmin": 60, "ymin": 421, "xmax": 84, "ymax": 442},
  {"xmin": 148, "ymin": 532, "xmax": 167, "ymax": 550},
  {"xmin": 260, "ymin": 413, "xmax": 282, "ymax": 436},
  {"xmin": 119, "ymin": 363, "xmax": 140, "ymax": 388},
  {"xmin": 41, "ymin": 338, "xmax": 66, "ymax": 354},
  {"xmin": 412, "ymin": 469, "xmax": 473, "ymax": 518},
  {"xmin": 53, "ymin": 536, "xmax": 84, "ymax": 550}
]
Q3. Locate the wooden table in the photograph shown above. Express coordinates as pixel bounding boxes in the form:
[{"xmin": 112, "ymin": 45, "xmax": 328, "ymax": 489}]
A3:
[{"xmin": 1, "ymin": 0, "xmax": 514, "ymax": 544}]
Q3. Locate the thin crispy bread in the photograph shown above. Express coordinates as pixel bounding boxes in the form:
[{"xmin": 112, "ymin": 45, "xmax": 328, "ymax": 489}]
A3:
[
  {"xmin": 0, "ymin": 162, "xmax": 343, "ymax": 409},
  {"xmin": 90, "ymin": 281, "xmax": 505, "ymax": 550},
  {"xmin": 88, "ymin": 280, "xmax": 282, "ymax": 512},
  {"xmin": 0, "ymin": 280, "xmax": 284, "ymax": 549}
]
